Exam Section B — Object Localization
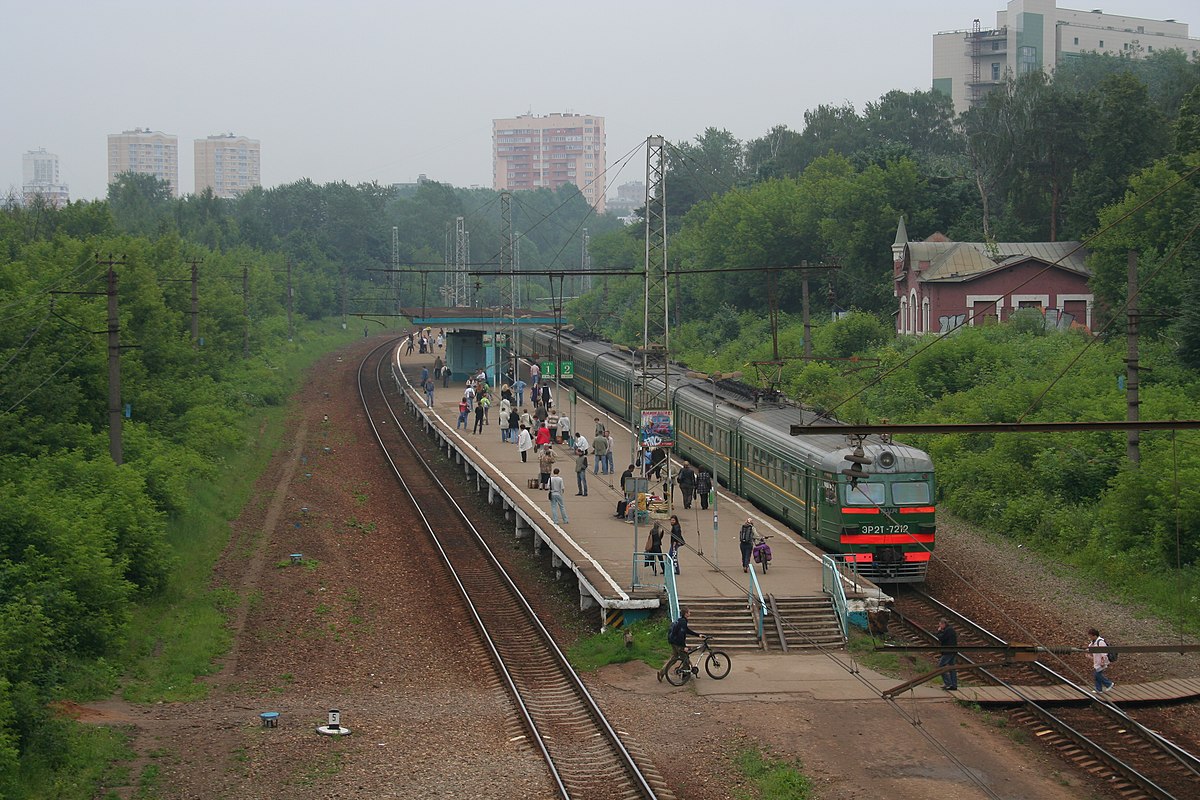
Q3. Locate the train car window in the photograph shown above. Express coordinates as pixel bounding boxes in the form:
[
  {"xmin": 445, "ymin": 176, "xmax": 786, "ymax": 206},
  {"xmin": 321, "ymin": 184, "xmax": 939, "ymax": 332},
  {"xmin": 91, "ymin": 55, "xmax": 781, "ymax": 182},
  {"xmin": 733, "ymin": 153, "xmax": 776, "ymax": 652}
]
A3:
[
  {"xmin": 891, "ymin": 481, "xmax": 931, "ymax": 505},
  {"xmin": 844, "ymin": 482, "xmax": 885, "ymax": 506}
]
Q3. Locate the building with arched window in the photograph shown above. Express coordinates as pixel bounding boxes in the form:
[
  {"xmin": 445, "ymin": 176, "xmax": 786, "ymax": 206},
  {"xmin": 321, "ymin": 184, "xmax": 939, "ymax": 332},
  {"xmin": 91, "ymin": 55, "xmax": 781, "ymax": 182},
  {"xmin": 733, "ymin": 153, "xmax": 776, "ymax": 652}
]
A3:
[{"xmin": 891, "ymin": 218, "xmax": 1093, "ymax": 335}]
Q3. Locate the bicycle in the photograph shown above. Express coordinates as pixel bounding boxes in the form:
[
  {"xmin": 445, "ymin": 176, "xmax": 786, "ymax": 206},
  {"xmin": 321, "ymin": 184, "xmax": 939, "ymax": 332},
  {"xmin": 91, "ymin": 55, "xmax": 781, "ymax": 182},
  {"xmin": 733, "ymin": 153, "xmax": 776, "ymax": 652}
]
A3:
[
  {"xmin": 664, "ymin": 636, "xmax": 732, "ymax": 686},
  {"xmin": 752, "ymin": 534, "xmax": 773, "ymax": 572}
]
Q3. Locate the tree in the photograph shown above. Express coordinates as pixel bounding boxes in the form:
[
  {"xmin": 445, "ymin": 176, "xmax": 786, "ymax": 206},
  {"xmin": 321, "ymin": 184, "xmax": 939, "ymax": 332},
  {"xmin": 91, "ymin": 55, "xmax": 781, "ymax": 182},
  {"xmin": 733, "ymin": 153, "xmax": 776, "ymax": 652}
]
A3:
[
  {"xmin": 107, "ymin": 172, "xmax": 175, "ymax": 236},
  {"xmin": 1066, "ymin": 72, "xmax": 1169, "ymax": 236},
  {"xmin": 665, "ymin": 128, "xmax": 746, "ymax": 222}
]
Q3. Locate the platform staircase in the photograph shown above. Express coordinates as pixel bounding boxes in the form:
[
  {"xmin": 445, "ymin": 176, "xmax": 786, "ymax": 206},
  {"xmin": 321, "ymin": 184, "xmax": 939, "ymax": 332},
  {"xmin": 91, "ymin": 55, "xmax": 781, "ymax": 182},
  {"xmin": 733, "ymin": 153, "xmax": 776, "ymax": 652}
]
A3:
[{"xmin": 680, "ymin": 595, "xmax": 844, "ymax": 653}]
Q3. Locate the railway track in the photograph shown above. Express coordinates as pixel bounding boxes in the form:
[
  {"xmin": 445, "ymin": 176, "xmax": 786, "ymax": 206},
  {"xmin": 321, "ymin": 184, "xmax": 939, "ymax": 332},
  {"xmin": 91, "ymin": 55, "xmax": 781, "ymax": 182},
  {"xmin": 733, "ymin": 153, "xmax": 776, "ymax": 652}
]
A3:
[
  {"xmin": 358, "ymin": 339, "xmax": 670, "ymax": 800},
  {"xmin": 894, "ymin": 588, "xmax": 1200, "ymax": 799}
]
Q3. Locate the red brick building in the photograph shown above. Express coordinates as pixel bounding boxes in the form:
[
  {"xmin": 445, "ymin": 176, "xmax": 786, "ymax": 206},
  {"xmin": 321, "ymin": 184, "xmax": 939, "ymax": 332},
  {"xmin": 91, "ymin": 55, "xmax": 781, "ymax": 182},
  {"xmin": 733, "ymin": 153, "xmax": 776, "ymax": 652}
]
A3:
[{"xmin": 892, "ymin": 218, "xmax": 1093, "ymax": 335}]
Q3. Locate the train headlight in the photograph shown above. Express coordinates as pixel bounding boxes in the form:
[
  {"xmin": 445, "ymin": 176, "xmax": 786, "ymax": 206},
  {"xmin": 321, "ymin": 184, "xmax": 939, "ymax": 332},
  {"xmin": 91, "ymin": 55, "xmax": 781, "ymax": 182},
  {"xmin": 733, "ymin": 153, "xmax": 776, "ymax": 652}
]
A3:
[{"xmin": 878, "ymin": 450, "xmax": 896, "ymax": 469}]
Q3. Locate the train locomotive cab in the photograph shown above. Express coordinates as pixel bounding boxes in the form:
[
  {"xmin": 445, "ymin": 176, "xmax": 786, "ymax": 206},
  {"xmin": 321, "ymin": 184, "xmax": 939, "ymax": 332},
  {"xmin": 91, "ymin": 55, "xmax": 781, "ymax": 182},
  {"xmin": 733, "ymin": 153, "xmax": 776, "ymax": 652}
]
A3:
[{"xmin": 820, "ymin": 442, "xmax": 935, "ymax": 583}]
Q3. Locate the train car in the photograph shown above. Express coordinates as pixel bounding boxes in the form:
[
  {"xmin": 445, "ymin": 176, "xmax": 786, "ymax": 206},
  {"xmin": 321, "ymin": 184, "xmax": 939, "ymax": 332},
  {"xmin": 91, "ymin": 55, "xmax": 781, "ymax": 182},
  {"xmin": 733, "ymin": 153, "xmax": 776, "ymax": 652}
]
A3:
[{"xmin": 517, "ymin": 328, "xmax": 936, "ymax": 582}]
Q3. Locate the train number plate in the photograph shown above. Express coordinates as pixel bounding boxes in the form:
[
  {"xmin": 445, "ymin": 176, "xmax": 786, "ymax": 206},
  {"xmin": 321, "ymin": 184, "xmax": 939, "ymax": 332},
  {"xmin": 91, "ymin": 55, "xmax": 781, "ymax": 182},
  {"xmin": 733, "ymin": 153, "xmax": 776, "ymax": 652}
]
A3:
[{"xmin": 859, "ymin": 525, "xmax": 910, "ymax": 534}]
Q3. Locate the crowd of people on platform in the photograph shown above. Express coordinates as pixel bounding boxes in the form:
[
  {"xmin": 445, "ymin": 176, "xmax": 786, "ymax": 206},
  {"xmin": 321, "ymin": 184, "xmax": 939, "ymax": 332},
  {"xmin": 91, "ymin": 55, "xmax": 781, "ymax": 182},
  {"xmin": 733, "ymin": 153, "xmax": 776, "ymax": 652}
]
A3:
[{"xmin": 418, "ymin": 348, "xmax": 752, "ymax": 577}]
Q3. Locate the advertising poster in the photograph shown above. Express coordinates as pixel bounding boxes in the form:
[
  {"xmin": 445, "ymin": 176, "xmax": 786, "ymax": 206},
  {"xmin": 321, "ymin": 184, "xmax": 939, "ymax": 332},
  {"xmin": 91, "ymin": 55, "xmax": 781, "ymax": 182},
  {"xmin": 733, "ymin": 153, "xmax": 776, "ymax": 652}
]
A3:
[{"xmin": 639, "ymin": 410, "xmax": 674, "ymax": 449}]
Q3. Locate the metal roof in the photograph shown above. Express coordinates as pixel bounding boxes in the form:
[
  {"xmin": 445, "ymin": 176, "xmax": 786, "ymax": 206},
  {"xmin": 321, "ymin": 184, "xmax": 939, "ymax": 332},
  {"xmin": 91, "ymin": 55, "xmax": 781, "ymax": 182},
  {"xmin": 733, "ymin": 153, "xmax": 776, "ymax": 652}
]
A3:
[{"xmin": 907, "ymin": 241, "xmax": 1089, "ymax": 282}]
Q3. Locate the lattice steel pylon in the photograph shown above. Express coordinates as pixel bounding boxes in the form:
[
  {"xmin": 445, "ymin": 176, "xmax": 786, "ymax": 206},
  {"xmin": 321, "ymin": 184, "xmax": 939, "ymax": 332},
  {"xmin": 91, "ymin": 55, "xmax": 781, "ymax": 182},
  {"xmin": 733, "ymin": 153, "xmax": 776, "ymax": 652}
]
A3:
[
  {"xmin": 641, "ymin": 135, "xmax": 669, "ymax": 413},
  {"xmin": 500, "ymin": 191, "xmax": 516, "ymax": 318},
  {"xmin": 454, "ymin": 215, "xmax": 470, "ymax": 307}
]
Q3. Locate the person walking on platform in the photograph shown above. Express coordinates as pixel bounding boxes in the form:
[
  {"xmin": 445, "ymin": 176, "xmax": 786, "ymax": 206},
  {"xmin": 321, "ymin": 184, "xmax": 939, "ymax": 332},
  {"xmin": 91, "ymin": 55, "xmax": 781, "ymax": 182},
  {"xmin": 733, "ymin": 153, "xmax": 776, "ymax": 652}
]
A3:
[
  {"xmin": 456, "ymin": 398, "xmax": 469, "ymax": 430},
  {"xmin": 420, "ymin": 365, "xmax": 429, "ymax": 386},
  {"xmin": 507, "ymin": 408, "xmax": 519, "ymax": 444},
  {"xmin": 473, "ymin": 399, "xmax": 486, "ymax": 434},
  {"xmin": 667, "ymin": 515, "xmax": 685, "ymax": 575},
  {"xmin": 547, "ymin": 408, "xmax": 560, "ymax": 443},
  {"xmin": 498, "ymin": 398, "xmax": 512, "ymax": 441},
  {"xmin": 574, "ymin": 448, "xmax": 589, "ymax": 496},
  {"xmin": 442, "ymin": 365, "xmax": 450, "ymax": 388},
  {"xmin": 535, "ymin": 422, "xmax": 551, "ymax": 449},
  {"xmin": 592, "ymin": 433, "xmax": 608, "ymax": 475},
  {"xmin": 594, "ymin": 416, "xmax": 605, "ymax": 440},
  {"xmin": 604, "ymin": 431, "xmax": 615, "ymax": 474},
  {"xmin": 644, "ymin": 522, "xmax": 665, "ymax": 576},
  {"xmin": 530, "ymin": 363, "xmax": 541, "ymax": 391},
  {"xmin": 558, "ymin": 412, "xmax": 571, "ymax": 447},
  {"xmin": 937, "ymin": 619, "xmax": 959, "ymax": 691},
  {"xmin": 517, "ymin": 425, "xmax": 533, "ymax": 463},
  {"xmin": 513, "ymin": 377, "xmax": 527, "ymax": 407},
  {"xmin": 696, "ymin": 468, "xmax": 713, "ymax": 510},
  {"xmin": 423, "ymin": 378, "xmax": 435, "ymax": 409},
  {"xmin": 538, "ymin": 445, "xmax": 556, "ymax": 490},
  {"xmin": 540, "ymin": 383, "xmax": 552, "ymax": 409},
  {"xmin": 648, "ymin": 448, "xmax": 667, "ymax": 480},
  {"xmin": 480, "ymin": 394, "xmax": 491, "ymax": 426},
  {"xmin": 739, "ymin": 518, "xmax": 756, "ymax": 573},
  {"xmin": 548, "ymin": 468, "xmax": 569, "ymax": 524},
  {"xmin": 678, "ymin": 461, "xmax": 697, "ymax": 509},
  {"xmin": 1087, "ymin": 627, "xmax": 1114, "ymax": 693}
]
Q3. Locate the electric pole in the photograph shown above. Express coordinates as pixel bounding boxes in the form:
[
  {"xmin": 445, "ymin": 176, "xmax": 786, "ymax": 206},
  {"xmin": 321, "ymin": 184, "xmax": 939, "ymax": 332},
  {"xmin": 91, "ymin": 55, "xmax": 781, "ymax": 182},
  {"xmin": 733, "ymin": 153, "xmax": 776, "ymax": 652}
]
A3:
[
  {"xmin": 1126, "ymin": 250, "xmax": 1140, "ymax": 465},
  {"xmin": 242, "ymin": 264, "xmax": 250, "ymax": 359},
  {"xmin": 189, "ymin": 258, "xmax": 200, "ymax": 348}
]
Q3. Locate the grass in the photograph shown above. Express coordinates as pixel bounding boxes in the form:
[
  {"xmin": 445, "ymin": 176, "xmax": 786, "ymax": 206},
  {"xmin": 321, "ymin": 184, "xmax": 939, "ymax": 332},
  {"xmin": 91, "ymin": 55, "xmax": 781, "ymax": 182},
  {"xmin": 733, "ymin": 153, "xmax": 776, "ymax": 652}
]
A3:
[
  {"xmin": 734, "ymin": 746, "xmax": 812, "ymax": 799},
  {"xmin": 844, "ymin": 629, "xmax": 909, "ymax": 677},
  {"xmin": 565, "ymin": 618, "xmax": 671, "ymax": 671},
  {"xmin": 30, "ymin": 322, "xmax": 357, "ymax": 794}
]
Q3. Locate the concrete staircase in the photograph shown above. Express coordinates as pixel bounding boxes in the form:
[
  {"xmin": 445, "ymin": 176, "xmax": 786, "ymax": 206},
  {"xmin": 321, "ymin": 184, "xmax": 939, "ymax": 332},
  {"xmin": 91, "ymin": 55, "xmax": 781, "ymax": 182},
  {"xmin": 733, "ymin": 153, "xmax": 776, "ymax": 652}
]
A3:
[{"xmin": 680, "ymin": 595, "xmax": 844, "ymax": 653}]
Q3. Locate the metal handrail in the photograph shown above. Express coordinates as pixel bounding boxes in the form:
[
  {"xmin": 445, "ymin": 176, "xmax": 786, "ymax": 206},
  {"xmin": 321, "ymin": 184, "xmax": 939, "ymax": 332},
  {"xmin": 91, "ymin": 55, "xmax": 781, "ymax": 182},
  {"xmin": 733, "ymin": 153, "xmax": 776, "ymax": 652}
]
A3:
[
  {"xmin": 746, "ymin": 564, "xmax": 768, "ymax": 641},
  {"xmin": 822, "ymin": 555, "xmax": 851, "ymax": 639},
  {"xmin": 663, "ymin": 555, "xmax": 679, "ymax": 621}
]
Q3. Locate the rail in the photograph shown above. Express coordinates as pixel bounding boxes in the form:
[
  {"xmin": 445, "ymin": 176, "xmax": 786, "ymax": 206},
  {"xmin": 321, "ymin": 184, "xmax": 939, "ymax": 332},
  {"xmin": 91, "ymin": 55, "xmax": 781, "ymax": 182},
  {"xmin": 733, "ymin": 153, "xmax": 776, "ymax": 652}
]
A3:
[
  {"xmin": 821, "ymin": 555, "xmax": 851, "ymax": 639},
  {"xmin": 637, "ymin": 552, "xmax": 680, "ymax": 622}
]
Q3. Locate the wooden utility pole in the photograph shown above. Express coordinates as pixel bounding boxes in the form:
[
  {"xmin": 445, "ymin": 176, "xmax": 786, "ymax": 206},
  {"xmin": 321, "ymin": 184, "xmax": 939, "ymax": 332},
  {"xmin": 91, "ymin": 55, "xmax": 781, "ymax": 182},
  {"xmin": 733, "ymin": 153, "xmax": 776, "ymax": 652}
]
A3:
[
  {"xmin": 286, "ymin": 260, "xmax": 295, "ymax": 342},
  {"xmin": 104, "ymin": 259, "xmax": 123, "ymax": 465},
  {"xmin": 1126, "ymin": 250, "xmax": 1140, "ymax": 465},
  {"xmin": 242, "ymin": 265, "xmax": 250, "ymax": 359},
  {"xmin": 189, "ymin": 258, "xmax": 200, "ymax": 348}
]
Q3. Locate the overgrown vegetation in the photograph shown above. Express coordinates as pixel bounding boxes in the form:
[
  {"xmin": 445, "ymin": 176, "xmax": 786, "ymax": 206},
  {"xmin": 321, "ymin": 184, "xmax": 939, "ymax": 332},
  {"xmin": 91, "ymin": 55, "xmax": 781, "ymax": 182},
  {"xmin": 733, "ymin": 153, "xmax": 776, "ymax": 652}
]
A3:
[
  {"xmin": 566, "ymin": 618, "xmax": 670, "ymax": 672},
  {"xmin": 734, "ymin": 746, "xmax": 811, "ymax": 800}
]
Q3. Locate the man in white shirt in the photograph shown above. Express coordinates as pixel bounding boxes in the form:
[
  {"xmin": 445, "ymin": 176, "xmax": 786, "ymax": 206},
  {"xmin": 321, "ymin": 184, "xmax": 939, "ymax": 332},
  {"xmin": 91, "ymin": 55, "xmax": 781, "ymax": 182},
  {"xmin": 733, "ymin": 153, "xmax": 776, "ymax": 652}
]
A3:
[{"xmin": 548, "ymin": 468, "xmax": 569, "ymax": 524}]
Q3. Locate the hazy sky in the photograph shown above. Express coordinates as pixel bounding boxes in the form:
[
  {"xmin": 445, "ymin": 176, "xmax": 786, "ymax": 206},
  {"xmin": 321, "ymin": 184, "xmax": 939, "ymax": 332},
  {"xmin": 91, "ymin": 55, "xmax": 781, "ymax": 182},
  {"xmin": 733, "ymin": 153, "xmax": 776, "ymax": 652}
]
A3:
[{"xmin": 3, "ymin": 0, "xmax": 1196, "ymax": 201}]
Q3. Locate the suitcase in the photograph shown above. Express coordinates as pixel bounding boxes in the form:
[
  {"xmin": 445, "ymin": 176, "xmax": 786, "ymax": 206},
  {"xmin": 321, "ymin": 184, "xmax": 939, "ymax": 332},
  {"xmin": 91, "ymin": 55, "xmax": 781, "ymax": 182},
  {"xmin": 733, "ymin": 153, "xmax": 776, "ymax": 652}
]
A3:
[{"xmin": 527, "ymin": 478, "xmax": 540, "ymax": 489}]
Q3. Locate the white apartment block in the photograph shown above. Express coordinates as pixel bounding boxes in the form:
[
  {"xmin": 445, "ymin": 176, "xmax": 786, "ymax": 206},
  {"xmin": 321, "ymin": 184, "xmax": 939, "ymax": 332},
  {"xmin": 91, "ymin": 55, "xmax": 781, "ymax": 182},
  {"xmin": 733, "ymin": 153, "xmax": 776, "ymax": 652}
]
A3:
[
  {"xmin": 107, "ymin": 128, "xmax": 179, "ymax": 196},
  {"xmin": 195, "ymin": 134, "xmax": 261, "ymax": 199},
  {"xmin": 493, "ymin": 113, "xmax": 606, "ymax": 212},
  {"xmin": 22, "ymin": 148, "xmax": 69, "ymax": 207},
  {"xmin": 934, "ymin": 1, "xmax": 1198, "ymax": 115}
]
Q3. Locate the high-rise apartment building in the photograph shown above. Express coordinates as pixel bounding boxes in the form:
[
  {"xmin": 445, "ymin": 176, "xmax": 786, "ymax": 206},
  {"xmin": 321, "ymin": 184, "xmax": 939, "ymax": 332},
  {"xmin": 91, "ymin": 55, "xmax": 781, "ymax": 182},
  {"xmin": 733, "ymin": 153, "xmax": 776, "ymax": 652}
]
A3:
[
  {"xmin": 195, "ymin": 134, "xmax": 261, "ymax": 199},
  {"xmin": 107, "ymin": 128, "xmax": 179, "ymax": 196},
  {"xmin": 933, "ymin": 1, "xmax": 1197, "ymax": 115},
  {"xmin": 22, "ymin": 148, "xmax": 69, "ymax": 207},
  {"xmin": 493, "ymin": 113, "xmax": 606, "ymax": 212}
]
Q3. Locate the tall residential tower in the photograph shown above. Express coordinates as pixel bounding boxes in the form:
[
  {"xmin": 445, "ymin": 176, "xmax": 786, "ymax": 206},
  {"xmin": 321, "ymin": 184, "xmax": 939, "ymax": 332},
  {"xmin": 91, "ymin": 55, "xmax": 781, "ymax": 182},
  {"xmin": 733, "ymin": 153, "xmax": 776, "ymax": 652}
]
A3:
[
  {"xmin": 493, "ymin": 113, "xmax": 606, "ymax": 212},
  {"xmin": 22, "ymin": 148, "xmax": 69, "ymax": 207},
  {"xmin": 107, "ymin": 128, "xmax": 179, "ymax": 196},
  {"xmin": 195, "ymin": 134, "xmax": 261, "ymax": 198}
]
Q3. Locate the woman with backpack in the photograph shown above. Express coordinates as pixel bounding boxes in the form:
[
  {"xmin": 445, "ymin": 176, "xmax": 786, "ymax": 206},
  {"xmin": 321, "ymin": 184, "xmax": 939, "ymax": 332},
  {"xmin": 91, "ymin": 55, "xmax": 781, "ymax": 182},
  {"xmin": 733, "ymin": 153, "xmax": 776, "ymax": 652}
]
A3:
[{"xmin": 739, "ymin": 518, "xmax": 756, "ymax": 573}]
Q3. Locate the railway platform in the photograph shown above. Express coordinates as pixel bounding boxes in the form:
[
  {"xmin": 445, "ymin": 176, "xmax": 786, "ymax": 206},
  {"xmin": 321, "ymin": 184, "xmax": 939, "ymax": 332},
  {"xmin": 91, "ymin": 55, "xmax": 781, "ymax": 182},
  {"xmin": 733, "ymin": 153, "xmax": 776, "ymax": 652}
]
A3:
[{"xmin": 393, "ymin": 344, "xmax": 885, "ymax": 627}]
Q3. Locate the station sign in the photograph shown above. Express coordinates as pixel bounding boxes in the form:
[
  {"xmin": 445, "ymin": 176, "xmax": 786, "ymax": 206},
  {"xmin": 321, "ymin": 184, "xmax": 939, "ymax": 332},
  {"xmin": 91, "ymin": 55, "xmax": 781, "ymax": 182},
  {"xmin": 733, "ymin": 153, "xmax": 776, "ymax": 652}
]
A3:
[{"xmin": 539, "ymin": 360, "xmax": 573, "ymax": 378}]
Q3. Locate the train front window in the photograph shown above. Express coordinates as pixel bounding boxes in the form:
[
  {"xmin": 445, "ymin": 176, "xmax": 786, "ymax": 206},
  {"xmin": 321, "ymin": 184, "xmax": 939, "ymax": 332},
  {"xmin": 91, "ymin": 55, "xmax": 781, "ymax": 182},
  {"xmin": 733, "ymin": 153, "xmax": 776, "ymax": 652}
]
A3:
[
  {"xmin": 891, "ymin": 481, "xmax": 931, "ymax": 505},
  {"xmin": 844, "ymin": 482, "xmax": 884, "ymax": 506}
]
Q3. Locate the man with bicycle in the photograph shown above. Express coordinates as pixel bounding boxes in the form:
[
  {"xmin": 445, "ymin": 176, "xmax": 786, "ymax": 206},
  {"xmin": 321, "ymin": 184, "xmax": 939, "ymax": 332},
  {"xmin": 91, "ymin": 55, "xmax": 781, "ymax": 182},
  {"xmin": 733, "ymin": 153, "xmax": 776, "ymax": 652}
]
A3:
[{"xmin": 658, "ymin": 607, "xmax": 702, "ymax": 682}]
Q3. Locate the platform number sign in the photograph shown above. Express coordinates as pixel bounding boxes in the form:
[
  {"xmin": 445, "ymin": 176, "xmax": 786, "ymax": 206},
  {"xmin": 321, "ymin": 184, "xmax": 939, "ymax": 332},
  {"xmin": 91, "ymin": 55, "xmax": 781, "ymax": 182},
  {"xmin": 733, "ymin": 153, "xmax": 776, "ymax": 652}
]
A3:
[{"xmin": 539, "ymin": 360, "xmax": 573, "ymax": 378}]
